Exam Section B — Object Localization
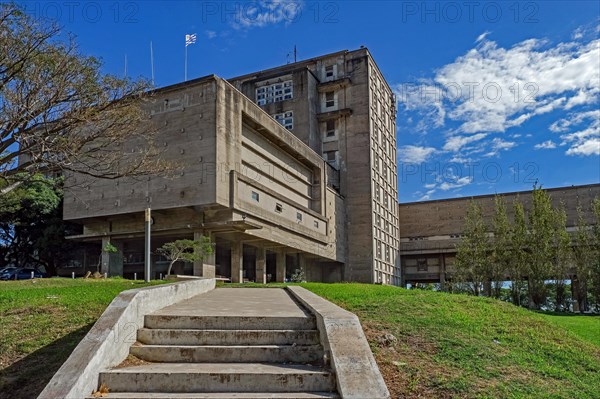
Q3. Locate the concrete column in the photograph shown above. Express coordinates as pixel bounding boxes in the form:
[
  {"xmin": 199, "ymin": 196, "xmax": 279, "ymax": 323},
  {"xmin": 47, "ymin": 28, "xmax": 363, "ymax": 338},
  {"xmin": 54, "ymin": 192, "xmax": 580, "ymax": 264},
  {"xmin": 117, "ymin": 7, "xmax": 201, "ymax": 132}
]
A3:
[
  {"xmin": 440, "ymin": 254, "xmax": 446, "ymax": 292},
  {"xmin": 100, "ymin": 237, "xmax": 111, "ymax": 275},
  {"xmin": 298, "ymin": 253, "xmax": 306, "ymax": 281},
  {"xmin": 275, "ymin": 250, "xmax": 286, "ymax": 283},
  {"xmin": 231, "ymin": 241, "xmax": 243, "ymax": 283},
  {"xmin": 110, "ymin": 241, "xmax": 124, "ymax": 277},
  {"xmin": 194, "ymin": 231, "xmax": 215, "ymax": 278},
  {"xmin": 255, "ymin": 247, "xmax": 266, "ymax": 284}
]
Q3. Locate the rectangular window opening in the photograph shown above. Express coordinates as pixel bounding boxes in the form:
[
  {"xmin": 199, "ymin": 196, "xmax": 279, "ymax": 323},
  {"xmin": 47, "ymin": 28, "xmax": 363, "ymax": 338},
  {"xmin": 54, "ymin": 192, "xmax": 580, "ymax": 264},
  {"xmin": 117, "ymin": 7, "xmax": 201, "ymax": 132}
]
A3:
[
  {"xmin": 326, "ymin": 119, "xmax": 335, "ymax": 137},
  {"xmin": 251, "ymin": 191, "xmax": 260, "ymax": 202},
  {"xmin": 325, "ymin": 91, "xmax": 335, "ymax": 108},
  {"xmin": 275, "ymin": 203, "xmax": 283, "ymax": 213}
]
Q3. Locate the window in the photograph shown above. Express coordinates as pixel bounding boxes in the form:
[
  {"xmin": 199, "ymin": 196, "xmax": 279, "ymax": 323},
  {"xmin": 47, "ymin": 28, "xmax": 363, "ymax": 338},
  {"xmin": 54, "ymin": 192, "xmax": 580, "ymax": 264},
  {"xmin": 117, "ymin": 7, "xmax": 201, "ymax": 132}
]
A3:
[
  {"xmin": 255, "ymin": 80, "xmax": 293, "ymax": 105},
  {"xmin": 323, "ymin": 151, "xmax": 337, "ymax": 164},
  {"xmin": 275, "ymin": 203, "xmax": 283, "ymax": 213},
  {"xmin": 251, "ymin": 191, "xmax": 259, "ymax": 202},
  {"xmin": 296, "ymin": 212, "xmax": 303, "ymax": 222},
  {"xmin": 325, "ymin": 65, "xmax": 335, "ymax": 80},
  {"xmin": 325, "ymin": 91, "xmax": 335, "ymax": 108},
  {"xmin": 417, "ymin": 258, "xmax": 428, "ymax": 271},
  {"xmin": 314, "ymin": 220, "xmax": 319, "ymax": 228},
  {"xmin": 325, "ymin": 120, "xmax": 336, "ymax": 137},
  {"xmin": 273, "ymin": 111, "xmax": 293, "ymax": 130}
]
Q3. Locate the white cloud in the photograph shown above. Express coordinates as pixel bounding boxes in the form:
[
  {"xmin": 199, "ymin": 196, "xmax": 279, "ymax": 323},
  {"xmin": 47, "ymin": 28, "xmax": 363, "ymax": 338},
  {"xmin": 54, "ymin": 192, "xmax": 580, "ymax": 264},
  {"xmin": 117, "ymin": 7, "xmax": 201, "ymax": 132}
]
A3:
[
  {"xmin": 398, "ymin": 145, "xmax": 437, "ymax": 163},
  {"xmin": 396, "ymin": 32, "xmax": 600, "ymax": 136},
  {"xmin": 565, "ymin": 139, "xmax": 600, "ymax": 156},
  {"xmin": 439, "ymin": 176, "xmax": 473, "ymax": 191},
  {"xmin": 231, "ymin": 0, "xmax": 304, "ymax": 29},
  {"xmin": 443, "ymin": 133, "xmax": 487, "ymax": 152},
  {"xmin": 552, "ymin": 110, "xmax": 600, "ymax": 156},
  {"xmin": 534, "ymin": 140, "xmax": 557, "ymax": 150},
  {"xmin": 205, "ymin": 30, "xmax": 217, "ymax": 39},
  {"xmin": 476, "ymin": 31, "xmax": 491, "ymax": 43}
]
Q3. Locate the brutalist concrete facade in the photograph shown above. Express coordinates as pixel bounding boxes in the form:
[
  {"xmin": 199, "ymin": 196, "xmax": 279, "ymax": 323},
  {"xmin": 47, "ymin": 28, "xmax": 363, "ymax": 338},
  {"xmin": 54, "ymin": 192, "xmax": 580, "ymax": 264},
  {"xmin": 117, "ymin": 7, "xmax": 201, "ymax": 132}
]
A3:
[
  {"xmin": 64, "ymin": 48, "xmax": 401, "ymax": 285},
  {"xmin": 65, "ymin": 76, "xmax": 346, "ymax": 283},
  {"xmin": 229, "ymin": 48, "xmax": 400, "ymax": 285}
]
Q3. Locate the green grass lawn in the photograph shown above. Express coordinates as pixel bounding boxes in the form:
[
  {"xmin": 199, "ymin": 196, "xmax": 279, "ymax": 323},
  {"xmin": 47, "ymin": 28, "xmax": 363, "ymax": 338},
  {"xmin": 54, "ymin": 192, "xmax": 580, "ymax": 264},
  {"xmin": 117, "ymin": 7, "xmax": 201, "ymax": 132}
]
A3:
[
  {"xmin": 537, "ymin": 312, "xmax": 600, "ymax": 347},
  {"xmin": 0, "ymin": 278, "xmax": 166, "ymax": 399},
  {"xmin": 297, "ymin": 283, "xmax": 600, "ymax": 399},
  {"xmin": 2, "ymin": 280, "xmax": 598, "ymax": 399}
]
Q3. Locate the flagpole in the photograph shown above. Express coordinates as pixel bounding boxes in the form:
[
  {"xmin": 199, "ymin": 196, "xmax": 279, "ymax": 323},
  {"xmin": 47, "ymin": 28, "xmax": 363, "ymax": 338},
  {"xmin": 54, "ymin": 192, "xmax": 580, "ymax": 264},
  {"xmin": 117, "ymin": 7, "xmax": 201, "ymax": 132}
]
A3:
[
  {"xmin": 150, "ymin": 41, "xmax": 155, "ymax": 86},
  {"xmin": 184, "ymin": 44, "xmax": 188, "ymax": 82}
]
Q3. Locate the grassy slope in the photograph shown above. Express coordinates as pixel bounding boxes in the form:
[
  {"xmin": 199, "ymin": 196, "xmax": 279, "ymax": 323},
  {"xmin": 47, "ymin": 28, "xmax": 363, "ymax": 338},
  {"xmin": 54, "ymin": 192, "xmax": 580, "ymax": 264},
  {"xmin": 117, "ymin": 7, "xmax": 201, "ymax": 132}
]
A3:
[
  {"xmin": 300, "ymin": 283, "xmax": 600, "ymax": 399},
  {"xmin": 0, "ymin": 278, "xmax": 166, "ymax": 399},
  {"xmin": 537, "ymin": 313, "xmax": 600, "ymax": 347}
]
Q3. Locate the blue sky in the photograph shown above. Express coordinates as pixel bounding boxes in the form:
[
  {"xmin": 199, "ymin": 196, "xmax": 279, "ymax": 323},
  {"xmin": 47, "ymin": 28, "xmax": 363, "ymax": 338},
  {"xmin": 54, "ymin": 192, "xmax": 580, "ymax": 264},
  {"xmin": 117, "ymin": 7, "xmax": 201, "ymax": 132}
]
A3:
[{"xmin": 19, "ymin": 0, "xmax": 600, "ymax": 202}]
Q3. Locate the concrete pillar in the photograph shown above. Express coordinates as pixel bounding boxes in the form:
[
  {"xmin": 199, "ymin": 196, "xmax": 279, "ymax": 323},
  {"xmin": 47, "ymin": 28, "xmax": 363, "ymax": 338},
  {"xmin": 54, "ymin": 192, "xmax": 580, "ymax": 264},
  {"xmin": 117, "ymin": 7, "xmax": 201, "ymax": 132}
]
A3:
[
  {"xmin": 194, "ymin": 231, "xmax": 215, "ymax": 278},
  {"xmin": 255, "ymin": 247, "xmax": 266, "ymax": 284},
  {"xmin": 110, "ymin": 241, "xmax": 124, "ymax": 277},
  {"xmin": 275, "ymin": 250, "xmax": 286, "ymax": 283},
  {"xmin": 100, "ymin": 237, "xmax": 123, "ymax": 276},
  {"xmin": 100, "ymin": 237, "xmax": 111, "ymax": 275},
  {"xmin": 298, "ymin": 253, "xmax": 306, "ymax": 281},
  {"xmin": 231, "ymin": 241, "xmax": 243, "ymax": 283},
  {"xmin": 440, "ymin": 254, "xmax": 447, "ymax": 292}
]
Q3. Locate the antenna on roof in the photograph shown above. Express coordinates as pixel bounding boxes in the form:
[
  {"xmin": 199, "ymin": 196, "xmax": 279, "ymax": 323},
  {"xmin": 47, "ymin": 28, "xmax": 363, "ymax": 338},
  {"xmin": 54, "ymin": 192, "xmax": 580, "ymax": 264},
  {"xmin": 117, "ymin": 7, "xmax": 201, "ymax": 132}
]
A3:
[{"xmin": 294, "ymin": 45, "xmax": 297, "ymax": 63}]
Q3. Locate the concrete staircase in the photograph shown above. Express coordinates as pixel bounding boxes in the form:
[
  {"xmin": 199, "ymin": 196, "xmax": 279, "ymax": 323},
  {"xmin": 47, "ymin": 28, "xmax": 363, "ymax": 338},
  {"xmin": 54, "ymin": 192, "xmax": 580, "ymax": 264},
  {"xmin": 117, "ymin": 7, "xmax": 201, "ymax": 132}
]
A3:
[{"xmin": 91, "ymin": 312, "xmax": 339, "ymax": 398}]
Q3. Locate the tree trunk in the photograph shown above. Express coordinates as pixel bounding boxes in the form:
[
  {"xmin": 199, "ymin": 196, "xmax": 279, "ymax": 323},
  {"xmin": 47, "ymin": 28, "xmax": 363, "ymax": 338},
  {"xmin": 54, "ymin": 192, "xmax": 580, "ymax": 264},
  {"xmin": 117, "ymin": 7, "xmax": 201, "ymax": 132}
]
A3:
[{"xmin": 167, "ymin": 260, "xmax": 176, "ymax": 276}]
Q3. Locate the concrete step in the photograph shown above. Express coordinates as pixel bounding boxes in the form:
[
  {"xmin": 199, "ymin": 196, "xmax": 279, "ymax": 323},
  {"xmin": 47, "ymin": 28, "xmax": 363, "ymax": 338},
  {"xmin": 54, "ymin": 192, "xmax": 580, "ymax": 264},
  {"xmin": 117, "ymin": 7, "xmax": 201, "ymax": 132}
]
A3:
[
  {"xmin": 144, "ymin": 315, "xmax": 317, "ymax": 331},
  {"xmin": 137, "ymin": 328, "xmax": 320, "ymax": 346},
  {"xmin": 88, "ymin": 392, "xmax": 340, "ymax": 398},
  {"xmin": 99, "ymin": 363, "xmax": 336, "ymax": 393},
  {"xmin": 130, "ymin": 344, "xmax": 324, "ymax": 363}
]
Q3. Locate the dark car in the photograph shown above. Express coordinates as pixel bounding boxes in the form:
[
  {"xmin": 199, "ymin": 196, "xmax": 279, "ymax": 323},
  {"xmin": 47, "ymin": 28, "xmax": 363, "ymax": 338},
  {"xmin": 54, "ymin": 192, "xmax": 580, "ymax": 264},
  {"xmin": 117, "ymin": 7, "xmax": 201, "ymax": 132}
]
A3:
[{"xmin": 0, "ymin": 268, "xmax": 45, "ymax": 280}]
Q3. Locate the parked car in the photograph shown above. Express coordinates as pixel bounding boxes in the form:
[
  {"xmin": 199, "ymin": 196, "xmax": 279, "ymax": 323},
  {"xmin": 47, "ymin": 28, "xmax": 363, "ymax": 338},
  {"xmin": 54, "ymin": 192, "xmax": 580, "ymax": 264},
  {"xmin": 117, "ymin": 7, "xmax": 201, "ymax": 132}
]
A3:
[
  {"xmin": 0, "ymin": 268, "xmax": 46, "ymax": 280},
  {"xmin": 0, "ymin": 267, "xmax": 18, "ymax": 275}
]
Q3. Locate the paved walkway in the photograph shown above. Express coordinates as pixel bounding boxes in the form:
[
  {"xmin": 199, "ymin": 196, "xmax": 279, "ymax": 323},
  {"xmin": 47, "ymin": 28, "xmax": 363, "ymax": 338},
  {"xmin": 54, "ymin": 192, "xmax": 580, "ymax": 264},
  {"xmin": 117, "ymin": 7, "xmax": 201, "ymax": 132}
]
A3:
[{"xmin": 151, "ymin": 288, "xmax": 312, "ymax": 318}]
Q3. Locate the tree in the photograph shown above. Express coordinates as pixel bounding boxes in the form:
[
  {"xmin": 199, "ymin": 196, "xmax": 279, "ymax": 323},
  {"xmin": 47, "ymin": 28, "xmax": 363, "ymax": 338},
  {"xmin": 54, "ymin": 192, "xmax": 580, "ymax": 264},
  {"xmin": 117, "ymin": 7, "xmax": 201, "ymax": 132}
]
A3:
[
  {"xmin": 453, "ymin": 200, "xmax": 491, "ymax": 296},
  {"xmin": 157, "ymin": 238, "xmax": 214, "ymax": 276},
  {"xmin": 590, "ymin": 197, "xmax": 600, "ymax": 309},
  {"xmin": 572, "ymin": 205, "xmax": 593, "ymax": 313},
  {"xmin": 1, "ymin": 3, "xmax": 163, "ymax": 196},
  {"xmin": 0, "ymin": 175, "xmax": 78, "ymax": 275},
  {"xmin": 509, "ymin": 199, "xmax": 528, "ymax": 307},
  {"xmin": 490, "ymin": 195, "xmax": 511, "ymax": 299},
  {"xmin": 526, "ymin": 185, "xmax": 555, "ymax": 309},
  {"xmin": 551, "ymin": 203, "xmax": 572, "ymax": 311}
]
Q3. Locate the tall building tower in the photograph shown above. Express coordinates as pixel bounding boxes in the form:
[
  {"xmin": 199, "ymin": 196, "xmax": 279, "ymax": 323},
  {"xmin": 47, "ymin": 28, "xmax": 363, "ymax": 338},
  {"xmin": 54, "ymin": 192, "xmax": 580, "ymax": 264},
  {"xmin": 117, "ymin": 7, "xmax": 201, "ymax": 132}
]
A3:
[{"xmin": 229, "ymin": 48, "xmax": 400, "ymax": 285}]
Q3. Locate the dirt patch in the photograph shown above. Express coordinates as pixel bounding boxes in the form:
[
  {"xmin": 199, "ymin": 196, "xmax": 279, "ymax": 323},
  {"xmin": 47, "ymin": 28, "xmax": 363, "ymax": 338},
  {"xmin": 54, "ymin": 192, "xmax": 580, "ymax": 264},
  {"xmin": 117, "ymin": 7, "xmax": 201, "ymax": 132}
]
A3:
[
  {"xmin": 363, "ymin": 322, "xmax": 468, "ymax": 399},
  {"xmin": 115, "ymin": 353, "xmax": 153, "ymax": 369}
]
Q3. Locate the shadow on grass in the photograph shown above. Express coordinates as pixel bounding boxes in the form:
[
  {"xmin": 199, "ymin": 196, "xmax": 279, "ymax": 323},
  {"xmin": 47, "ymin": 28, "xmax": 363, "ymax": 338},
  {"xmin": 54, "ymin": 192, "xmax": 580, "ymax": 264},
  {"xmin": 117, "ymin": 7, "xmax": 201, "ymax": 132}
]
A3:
[
  {"xmin": 536, "ymin": 311, "xmax": 600, "ymax": 317},
  {"xmin": 0, "ymin": 323, "xmax": 93, "ymax": 399}
]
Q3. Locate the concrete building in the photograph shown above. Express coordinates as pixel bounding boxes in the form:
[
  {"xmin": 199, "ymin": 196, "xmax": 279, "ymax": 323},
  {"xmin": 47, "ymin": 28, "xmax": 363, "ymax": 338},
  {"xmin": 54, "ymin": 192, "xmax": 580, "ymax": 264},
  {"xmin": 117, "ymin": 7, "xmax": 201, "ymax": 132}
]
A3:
[
  {"xmin": 399, "ymin": 184, "xmax": 600, "ymax": 287},
  {"xmin": 63, "ymin": 48, "xmax": 401, "ymax": 284}
]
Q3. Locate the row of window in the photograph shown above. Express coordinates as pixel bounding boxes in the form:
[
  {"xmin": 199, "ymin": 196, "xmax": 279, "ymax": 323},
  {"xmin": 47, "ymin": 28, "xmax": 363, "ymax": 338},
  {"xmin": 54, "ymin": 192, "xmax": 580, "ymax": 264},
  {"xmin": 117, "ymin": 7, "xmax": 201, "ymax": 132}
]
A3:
[
  {"xmin": 250, "ymin": 190, "xmax": 319, "ymax": 227},
  {"xmin": 273, "ymin": 111, "xmax": 293, "ymax": 129},
  {"xmin": 256, "ymin": 80, "xmax": 293, "ymax": 105}
]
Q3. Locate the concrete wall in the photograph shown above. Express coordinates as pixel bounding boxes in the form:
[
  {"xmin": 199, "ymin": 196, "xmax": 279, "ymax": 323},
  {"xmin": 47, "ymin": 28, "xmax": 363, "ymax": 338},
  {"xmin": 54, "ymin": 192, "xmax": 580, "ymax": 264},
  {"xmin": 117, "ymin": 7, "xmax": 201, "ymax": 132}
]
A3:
[
  {"xmin": 38, "ymin": 278, "xmax": 216, "ymax": 399},
  {"xmin": 64, "ymin": 78, "xmax": 219, "ymax": 220},
  {"xmin": 399, "ymin": 184, "xmax": 600, "ymax": 284}
]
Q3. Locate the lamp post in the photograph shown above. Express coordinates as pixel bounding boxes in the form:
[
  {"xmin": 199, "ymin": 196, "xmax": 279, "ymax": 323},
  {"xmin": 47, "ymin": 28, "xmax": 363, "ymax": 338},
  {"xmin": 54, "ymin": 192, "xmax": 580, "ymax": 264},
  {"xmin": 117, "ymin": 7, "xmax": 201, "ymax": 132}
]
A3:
[{"xmin": 144, "ymin": 208, "xmax": 152, "ymax": 282}]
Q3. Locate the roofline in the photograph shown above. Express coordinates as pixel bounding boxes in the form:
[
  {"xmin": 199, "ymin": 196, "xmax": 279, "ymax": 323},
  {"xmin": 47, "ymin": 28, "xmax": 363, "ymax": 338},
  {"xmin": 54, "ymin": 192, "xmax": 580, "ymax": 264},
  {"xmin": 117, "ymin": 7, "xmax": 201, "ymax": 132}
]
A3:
[
  {"xmin": 149, "ymin": 74, "xmax": 218, "ymax": 95},
  {"xmin": 227, "ymin": 49, "xmax": 351, "ymax": 81},
  {"xmin": 399, "ymin": 183, "xmax": 600, "ymax": 206}
]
